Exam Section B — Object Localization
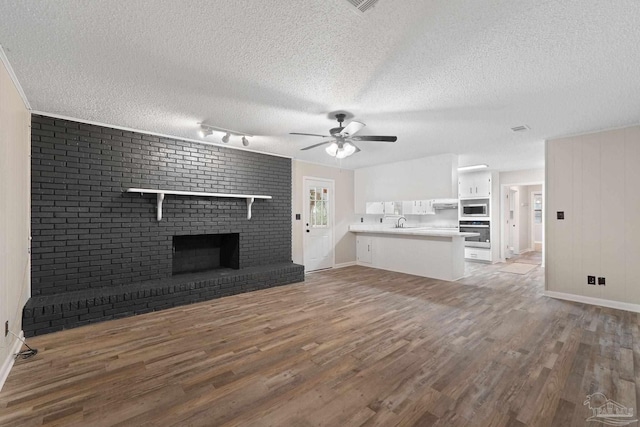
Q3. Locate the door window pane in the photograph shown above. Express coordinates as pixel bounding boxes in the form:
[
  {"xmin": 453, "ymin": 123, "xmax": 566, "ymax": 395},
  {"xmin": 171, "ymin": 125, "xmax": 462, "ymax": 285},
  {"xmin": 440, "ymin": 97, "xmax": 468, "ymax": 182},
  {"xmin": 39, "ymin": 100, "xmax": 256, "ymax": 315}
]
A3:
[{"xmin": 309, "ymin": 186, "xmax": 329, "ymax": 228}]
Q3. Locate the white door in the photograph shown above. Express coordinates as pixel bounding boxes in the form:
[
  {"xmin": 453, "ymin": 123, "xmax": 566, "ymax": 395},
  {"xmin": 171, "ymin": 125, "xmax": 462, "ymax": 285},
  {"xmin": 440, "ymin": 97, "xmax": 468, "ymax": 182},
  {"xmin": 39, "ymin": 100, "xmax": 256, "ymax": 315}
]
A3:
[
  {"xmin": 303, "ymin": 177, "xmax": 334, "ymax": 271},
  {"xmin": 508, "ymin": 188, "xmax": 519, "ymax": 255},
  {"xmin": 356, "ymin": 236, "xmax": 372, "ymax": 264},
  {"xmin": 531, "ymin": 192, "xmax": 543, "ymax": 251}
]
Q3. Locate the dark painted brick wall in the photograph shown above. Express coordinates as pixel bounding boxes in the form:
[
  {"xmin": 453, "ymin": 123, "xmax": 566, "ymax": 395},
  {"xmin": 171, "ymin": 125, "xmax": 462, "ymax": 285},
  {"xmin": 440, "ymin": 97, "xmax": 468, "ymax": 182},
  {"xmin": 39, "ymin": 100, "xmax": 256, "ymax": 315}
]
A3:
[{"xmin": 31, "ymin": 115, "xmax": 292, "ymax": 296}]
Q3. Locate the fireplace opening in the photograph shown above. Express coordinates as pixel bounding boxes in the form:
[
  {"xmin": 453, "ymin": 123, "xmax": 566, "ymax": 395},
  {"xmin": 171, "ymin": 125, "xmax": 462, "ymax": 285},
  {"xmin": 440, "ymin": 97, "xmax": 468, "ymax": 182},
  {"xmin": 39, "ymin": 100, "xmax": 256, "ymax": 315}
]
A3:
[{"xmin": 172, "ymin": 233, "xmax": 239, "ymax": 275}]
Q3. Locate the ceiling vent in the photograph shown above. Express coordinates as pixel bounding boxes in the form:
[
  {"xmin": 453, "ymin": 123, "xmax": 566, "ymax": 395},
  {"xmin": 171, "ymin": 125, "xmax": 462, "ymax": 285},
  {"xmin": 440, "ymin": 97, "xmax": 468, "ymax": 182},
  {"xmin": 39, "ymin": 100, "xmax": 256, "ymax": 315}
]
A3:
[
  {"xmin": 510, "ymin": 125, "xmax": 530, "ymax": 132},
  {"xmin": 345, "ymin": 0, "xmax": 380, "ymax": 14}
]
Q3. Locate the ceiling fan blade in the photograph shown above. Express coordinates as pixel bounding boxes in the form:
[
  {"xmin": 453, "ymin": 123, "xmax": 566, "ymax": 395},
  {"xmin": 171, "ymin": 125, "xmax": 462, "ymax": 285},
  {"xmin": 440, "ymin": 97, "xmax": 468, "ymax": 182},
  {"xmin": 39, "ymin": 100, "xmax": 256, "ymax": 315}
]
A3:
[
  {"xmin": 350, "ymin": 135, "xmax": 398, "ymax": 142},
  {"xmin": 300, "ymin": 140, "xmax": 333, "ymax": 151},
  {"xmin": 290, "ymin": 132, "xmax": 329, "ymax": 138},
  {"xmin": 339, "ymin": 121, "xmax": 365, "ymax": 137}
]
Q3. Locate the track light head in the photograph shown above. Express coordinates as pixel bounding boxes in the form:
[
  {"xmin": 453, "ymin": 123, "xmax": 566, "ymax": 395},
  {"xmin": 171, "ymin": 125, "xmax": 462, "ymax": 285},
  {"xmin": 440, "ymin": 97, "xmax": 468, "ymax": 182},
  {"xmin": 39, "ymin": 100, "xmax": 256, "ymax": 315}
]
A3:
[
  {"xmin": 198, "ymin": 126, "xmax": 213, "ymax": 138},
  {"xmin": 222, "ymin": 132, "xmax": 230, "ymax": 143},
  {"xmin": 241, "ymin": 136, "xmax": 249, "ymax": 146}
]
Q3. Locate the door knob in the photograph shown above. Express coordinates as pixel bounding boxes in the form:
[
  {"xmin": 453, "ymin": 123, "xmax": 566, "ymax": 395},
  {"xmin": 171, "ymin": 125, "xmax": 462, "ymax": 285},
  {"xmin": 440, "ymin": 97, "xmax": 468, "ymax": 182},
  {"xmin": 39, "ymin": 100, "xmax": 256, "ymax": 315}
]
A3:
[{"xmin": 306, "ymin": 230, "xmax": 310, "ymax": 233}]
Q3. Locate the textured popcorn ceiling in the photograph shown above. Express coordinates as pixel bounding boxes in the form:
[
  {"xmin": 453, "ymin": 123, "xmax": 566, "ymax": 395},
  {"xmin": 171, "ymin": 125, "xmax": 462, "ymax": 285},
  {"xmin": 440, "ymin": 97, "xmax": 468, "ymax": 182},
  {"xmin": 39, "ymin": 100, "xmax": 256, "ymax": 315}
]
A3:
[{"xmin": 1, "ymin": 0, "xmax": 639, "ymax": 170}]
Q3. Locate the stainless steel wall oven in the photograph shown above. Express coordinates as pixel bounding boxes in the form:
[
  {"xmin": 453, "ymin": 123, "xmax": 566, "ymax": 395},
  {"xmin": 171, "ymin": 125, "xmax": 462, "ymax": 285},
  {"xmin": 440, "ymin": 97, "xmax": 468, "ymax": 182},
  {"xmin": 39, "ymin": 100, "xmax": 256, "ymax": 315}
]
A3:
[{"xmin": 459, "ymin": 220, "xmax": 490, "ymax": 248}]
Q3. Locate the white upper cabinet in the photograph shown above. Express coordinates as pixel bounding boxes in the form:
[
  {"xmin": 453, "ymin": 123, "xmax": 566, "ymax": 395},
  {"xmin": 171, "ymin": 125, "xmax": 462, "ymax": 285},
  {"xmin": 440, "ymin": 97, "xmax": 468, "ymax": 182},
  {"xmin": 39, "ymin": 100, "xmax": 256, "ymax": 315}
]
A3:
[
  {"xmin": 365, "ymin": 201, "xmax": 385, "ymax": 214},
  {"xmin": 458, "ymin": 172, "xmax": 491, "ymax": 198},
  {"xmin": 366, "ymin": 201, "xmax": 403, "ymax": 215},
  {"xmin": 400, "ymin": 200, "xmax": 434, "ymax": 215}
]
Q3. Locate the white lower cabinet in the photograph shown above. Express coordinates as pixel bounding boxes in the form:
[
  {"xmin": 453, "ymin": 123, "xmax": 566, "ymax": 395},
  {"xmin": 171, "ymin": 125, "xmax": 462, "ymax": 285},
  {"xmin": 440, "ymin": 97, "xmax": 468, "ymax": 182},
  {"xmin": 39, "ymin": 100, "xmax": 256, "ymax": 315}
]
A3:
[
  {"xmin": 351, "ymin": 231, "xmax": 467, "ymax": 281},
  {"xmin": 465, "ymin": 247, "xmax": 491, "ymax": 262},
  {"xmin": 356, "ymin": 236, "xmax": 373, "ymax": 264}
]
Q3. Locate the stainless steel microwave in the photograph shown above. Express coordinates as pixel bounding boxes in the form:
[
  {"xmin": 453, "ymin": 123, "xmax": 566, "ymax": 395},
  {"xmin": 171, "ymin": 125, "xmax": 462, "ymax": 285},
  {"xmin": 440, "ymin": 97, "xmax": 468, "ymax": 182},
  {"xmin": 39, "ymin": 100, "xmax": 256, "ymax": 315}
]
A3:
[{"xmin": 462, "ymin": 203, "xmax": 488, "ymax": 216}]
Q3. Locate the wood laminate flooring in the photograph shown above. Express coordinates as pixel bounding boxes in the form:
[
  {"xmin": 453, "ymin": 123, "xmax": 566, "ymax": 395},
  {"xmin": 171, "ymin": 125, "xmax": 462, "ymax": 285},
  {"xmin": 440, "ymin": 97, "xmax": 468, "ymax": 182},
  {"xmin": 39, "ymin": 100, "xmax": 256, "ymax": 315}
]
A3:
[{"xmin": 1, "ymin": 260, "xmax": 638, "ymax": 426}]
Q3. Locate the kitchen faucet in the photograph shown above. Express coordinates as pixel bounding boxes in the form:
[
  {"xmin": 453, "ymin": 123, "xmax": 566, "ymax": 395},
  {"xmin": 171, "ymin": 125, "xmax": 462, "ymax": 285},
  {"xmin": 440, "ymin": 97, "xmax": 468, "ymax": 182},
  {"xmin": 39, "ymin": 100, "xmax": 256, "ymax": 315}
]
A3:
[{"xmin": 396, "ymin": 216, "xmax": 407, "ymax": 228}]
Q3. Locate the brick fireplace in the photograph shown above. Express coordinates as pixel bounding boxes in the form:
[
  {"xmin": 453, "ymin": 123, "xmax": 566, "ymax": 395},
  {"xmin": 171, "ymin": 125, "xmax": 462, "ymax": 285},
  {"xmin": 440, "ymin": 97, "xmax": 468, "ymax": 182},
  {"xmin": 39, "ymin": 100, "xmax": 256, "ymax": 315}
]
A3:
[{"xmin": 25, "ymin": 115, "xmax": 304, "ymax": 336}]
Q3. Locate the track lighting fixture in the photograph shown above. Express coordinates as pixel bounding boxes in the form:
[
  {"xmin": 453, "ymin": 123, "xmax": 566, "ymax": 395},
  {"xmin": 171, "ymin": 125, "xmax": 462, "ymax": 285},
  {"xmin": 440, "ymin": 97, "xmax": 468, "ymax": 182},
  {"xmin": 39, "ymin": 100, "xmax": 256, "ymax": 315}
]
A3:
[
  {"xmin": 197, "ymin": 123, "xmax": 252, "ymax": 147},
  {"xmin": 198, "ymin": 125, "xmax": 213, "ymax": 138}
]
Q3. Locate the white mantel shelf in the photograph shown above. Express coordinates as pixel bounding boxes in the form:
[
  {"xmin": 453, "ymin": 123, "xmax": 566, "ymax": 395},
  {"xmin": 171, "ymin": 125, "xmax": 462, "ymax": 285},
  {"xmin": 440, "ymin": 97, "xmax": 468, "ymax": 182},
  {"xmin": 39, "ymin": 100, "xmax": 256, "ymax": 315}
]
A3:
[{"xmin": 125, "ymin": 188, "xmax": 272, "ymax": 221}]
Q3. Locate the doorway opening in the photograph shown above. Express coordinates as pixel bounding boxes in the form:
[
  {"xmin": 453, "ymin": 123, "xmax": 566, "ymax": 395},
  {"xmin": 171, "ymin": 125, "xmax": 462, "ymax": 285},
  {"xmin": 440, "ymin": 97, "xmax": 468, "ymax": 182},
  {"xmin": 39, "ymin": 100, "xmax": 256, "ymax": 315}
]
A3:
[{"xmin": 500, "ymin": 182, "xmax": 544, "ymax": 267}]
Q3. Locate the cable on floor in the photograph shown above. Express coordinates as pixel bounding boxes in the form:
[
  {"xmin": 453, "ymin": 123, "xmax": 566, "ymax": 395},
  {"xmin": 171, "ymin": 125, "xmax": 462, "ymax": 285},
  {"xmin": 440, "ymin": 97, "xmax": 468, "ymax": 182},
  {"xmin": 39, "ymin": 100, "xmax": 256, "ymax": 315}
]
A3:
[{"xmin": 8, "ymin": 330, "xmax": 38, "ymax": 359}]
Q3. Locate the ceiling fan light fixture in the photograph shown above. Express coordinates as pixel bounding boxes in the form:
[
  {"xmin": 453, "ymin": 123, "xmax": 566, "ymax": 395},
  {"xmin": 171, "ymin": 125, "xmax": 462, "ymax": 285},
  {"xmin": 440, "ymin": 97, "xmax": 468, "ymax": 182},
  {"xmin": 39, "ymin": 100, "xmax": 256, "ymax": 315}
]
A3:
[
  {"xmin": 325, "ymin": 142, "xmax": 339, "ymax": 157},
  {"xmin": 296, "ymin": 112, "xmax": 396, "ymax": 157},
  {"xmin": 339, "ymin": 142, "xmax": 357, "ymax": 158}
]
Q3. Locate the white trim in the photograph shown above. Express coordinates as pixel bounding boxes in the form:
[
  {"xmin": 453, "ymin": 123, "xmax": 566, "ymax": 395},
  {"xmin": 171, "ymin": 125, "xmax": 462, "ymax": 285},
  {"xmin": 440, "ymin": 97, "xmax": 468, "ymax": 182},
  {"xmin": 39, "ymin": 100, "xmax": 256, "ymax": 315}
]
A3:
[
  {"xmin": 334, "ymin": 261, "xmax": 356, "ymax": 269},
  {"xmin": 0, "ymin": 331, "xmax": 24, "ymax": 392},
  {"xmin": 0, "ymin": 45, "xmax": 31, "ymax": 110},
  {"xmin": 547, "ymin": 121, "xmax": 640, "ymax": 142},
  {"xmin": 30, "ymin": 111, "xmax": 292, "ymax": 159},
  {"xmin": 544, "ymin": 291, "xmax": 640, "ymax": 314},
  {"xmin": 294, "ymin": 158, "xmax": 355, "ymax": 171}
]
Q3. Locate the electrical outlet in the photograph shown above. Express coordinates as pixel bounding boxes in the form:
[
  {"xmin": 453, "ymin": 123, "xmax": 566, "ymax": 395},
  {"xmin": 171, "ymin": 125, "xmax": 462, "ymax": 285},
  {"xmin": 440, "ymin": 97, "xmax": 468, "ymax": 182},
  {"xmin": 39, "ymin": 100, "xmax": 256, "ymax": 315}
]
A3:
[
  {"xmin": 4, "ymin": 321, "xmax": 8, "ymax": 337},
  {"xmin": 598, "ymin": 277, "xmax": 606, "ymax": 286},
  {"xmin": 360, "ymin": 217, "xmax": 363, "ymax": 223},
  {"xmin": 587, "ymin": 276, "xmax": 596, "ymax": 285}
]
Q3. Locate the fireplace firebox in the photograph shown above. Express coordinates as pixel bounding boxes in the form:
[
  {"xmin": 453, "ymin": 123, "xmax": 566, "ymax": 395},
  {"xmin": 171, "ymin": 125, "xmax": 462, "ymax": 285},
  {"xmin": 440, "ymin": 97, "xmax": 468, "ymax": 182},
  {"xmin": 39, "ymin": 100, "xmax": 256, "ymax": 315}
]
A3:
[{"xmin": 172, "ymin": 233, "xmax": 239, "ymax": 275}]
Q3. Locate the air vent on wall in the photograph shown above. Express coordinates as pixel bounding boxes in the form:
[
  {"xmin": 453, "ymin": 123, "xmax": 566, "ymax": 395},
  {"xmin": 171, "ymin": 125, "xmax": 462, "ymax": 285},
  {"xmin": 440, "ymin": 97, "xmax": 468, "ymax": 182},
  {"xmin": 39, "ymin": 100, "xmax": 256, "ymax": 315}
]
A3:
[
  {"xmin": 511, "ymin": 125, "xmax": 530, "ymax": 132},
  {"xmin": 345, "ymin": 0, "xmax": 380, "ymax": 14}
]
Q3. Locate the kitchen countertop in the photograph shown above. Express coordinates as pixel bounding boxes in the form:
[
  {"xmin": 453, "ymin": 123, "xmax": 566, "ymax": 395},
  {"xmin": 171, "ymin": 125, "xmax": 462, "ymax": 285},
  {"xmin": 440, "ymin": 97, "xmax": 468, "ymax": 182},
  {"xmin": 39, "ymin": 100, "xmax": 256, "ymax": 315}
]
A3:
[{"xmin": 348, "ymin": 224, "xmax": 479, "ymax": 238}]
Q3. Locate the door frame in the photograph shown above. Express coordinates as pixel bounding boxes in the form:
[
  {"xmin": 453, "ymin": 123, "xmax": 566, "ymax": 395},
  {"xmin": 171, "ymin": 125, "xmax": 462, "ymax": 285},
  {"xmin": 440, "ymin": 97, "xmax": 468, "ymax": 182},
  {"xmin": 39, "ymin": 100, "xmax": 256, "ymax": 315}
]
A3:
[
  {"xmin": 499, "ymin": 181, "xmax": 545, "ymax": 266},
  {"xmin": 302, "ymin": 176, "xmax": 335, "ymax": 271},
  {"xmin": 530, "ymin": 191, "xmax": 543, "ymax": 252}
]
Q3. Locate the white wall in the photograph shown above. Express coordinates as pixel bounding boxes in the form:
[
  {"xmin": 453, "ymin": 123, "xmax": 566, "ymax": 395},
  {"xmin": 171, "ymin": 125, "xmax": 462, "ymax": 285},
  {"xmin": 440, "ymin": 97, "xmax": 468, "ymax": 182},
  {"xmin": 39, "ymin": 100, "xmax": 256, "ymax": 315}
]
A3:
[
  {"xmin": 546, "ymin": 125, "xmax": 640, "ymax": 307},
  {"xmin": 500, "ymin": 168, "xmax": 545, "ymax": 186},
  {"xmin": 0, "ymin": 50, "xmax": 31, "ymax": 390},
  {"xmin": 292, "ymin": 160, "xmax": 356, "ymax": 267},
  {"xmin": 354, "ymin": 154, "xmax": 458, "ymax": 213}
]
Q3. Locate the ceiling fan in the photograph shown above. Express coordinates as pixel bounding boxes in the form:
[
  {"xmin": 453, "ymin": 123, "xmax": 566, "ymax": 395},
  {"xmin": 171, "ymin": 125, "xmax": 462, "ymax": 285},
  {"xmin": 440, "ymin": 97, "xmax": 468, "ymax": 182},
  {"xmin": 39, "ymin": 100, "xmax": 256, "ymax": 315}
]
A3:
[{"xmin": 290, "ymin": 113, "xmax": 397, "ymax": 159}]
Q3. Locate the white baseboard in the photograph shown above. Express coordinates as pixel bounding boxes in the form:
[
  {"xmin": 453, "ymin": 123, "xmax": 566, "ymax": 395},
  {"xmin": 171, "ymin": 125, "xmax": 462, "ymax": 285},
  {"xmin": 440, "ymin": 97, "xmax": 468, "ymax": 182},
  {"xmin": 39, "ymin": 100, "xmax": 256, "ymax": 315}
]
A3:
[
  {"xmin": 544, "ymin": 291, "xmax": 640, "ymax": 314},
  {"xmin": 0, "ymin": 330, "xmax": 24, "ymax": 392},
  {"xmin": 334, "ymin": 261, "xmax": 357, "ymax": 269}
]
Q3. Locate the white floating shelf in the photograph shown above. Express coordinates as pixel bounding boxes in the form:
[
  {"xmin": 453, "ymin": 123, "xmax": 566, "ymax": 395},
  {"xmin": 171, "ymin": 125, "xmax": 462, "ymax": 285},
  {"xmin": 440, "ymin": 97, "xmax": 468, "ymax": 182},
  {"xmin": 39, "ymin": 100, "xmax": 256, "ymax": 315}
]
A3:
[{"xmin": 125, "ymin": 188, "xmax": 272, "ymax": 221}]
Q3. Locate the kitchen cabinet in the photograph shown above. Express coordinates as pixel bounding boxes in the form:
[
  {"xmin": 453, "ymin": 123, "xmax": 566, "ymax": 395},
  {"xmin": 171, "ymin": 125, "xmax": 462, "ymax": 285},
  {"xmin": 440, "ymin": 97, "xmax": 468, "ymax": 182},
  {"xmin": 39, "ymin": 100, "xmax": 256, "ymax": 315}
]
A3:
[
  {"xmin": 401, "ymin": 200, "xmax": 434, "ymax": 215},
  {"xmin": 350, "ymin": 227, "xmax": 471, "ymax": 281},
  {"xmin": 356, "ymin": 236, "xmax": 373, "ymax": 264},
  {"xmin": 464, "ymin": 247, "xmax": 491, "ymax": 262},
  {"xmin": 459, "ymin": 172, "xmax": 491, "ymax": 198},
  {"xmin": 366, "ymin": 201, "xmax": 402, "ymax": 215},
  {"xmin": 385, "ymin": 201, "xmax": 403, "ymax": 215},
  {"xmin": 365, "ymin": 202, "xmax": 385, "ymax": 214}
]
